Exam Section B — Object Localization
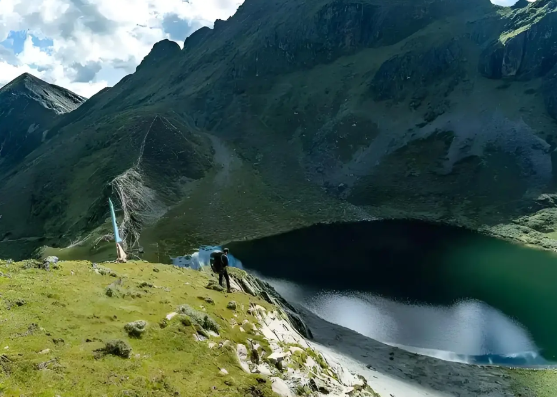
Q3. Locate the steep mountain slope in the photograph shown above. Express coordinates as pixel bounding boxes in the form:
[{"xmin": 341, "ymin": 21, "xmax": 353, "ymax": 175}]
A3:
[
  {"xmin": 0, "ymin": 73, "xmax": 85, "ymax": 168},
  {"xmin": 2, "ymin": 0, "xmax": 557, "ymax": 260}
]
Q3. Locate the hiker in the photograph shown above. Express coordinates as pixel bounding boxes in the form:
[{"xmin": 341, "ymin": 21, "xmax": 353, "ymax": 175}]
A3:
[{"xmin": 210, "ymin": 248, "xmax": 231, "ymax": 293}]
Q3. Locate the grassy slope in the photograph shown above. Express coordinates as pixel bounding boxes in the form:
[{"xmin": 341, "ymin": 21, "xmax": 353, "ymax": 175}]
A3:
[{"xmin": 0, "ymin": 260, "xmax": 275, "ymax": 396}]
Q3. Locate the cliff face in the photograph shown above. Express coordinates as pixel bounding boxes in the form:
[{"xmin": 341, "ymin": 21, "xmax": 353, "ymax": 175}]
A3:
[{"xmin": 2, "ymin": 0, "xmax": 557, "ymax": 259}]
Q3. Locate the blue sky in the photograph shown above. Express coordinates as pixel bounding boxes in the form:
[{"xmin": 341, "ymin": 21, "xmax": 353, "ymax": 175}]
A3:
[{"xmin": 1, "ymin": 30, "xmax": 53, "ymax": 57}]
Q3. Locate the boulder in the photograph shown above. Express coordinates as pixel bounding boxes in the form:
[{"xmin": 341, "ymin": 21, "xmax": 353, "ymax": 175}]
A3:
[
  {"xmin": 206, "ymin": 280, "xmax": 224, "ymax": 292},
  {"xmin": 270, "ymin": 377, "xmax": 293, "ymax": 397},
  {"xmin": 124, "ymin": 320, "xmax": 147, "ymax": 338},
  {"xmin": 236, "ymin": 344, "xmax": 250, "ymax": 373},
  {"xmin": 96, "ymin": 340, "xmax": 132, "ymax": 359}
]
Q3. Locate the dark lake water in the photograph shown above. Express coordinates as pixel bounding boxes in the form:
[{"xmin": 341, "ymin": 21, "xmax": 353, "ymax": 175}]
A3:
[{"xmin": 227, "ymin": 220, "xmax": 557, "ymax": 367}]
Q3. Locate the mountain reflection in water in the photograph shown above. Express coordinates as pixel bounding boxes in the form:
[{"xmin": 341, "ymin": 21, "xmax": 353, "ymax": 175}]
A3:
[
  {"xmin": 251, "ymin": 274, "xmax": 548, "ymax": 367},
  {"xmin": 227, "ymin": 220, "xmax": 557, "ymax": 366}
]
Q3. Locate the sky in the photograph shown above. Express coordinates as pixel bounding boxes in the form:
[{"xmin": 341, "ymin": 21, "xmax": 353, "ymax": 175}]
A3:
[{"xmin": 0, "ymin": 0, "xmax": 532, "ymax": 98}]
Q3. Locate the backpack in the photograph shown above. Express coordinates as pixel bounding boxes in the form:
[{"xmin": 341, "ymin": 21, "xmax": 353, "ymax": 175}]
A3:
[{"xmin": 210, "ymin": 251, "xmax": 225, "ymax": 272}]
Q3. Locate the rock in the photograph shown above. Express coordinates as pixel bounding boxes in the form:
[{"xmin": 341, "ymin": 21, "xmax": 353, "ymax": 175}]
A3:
[
  {"xmin": 37, "ymin": 358, "xmax": 59, "ymax": 371},
  {"xmin": 208, "ymin": 342, "xmax": 216, "ymax": 349},
  {"xmin": 206, "ymin": 280, "xmax": 224, "ymax": 292},
  {"xmin": 226, "ymin": 301, "xmax": 237, "ymax": 310},
  {"xmin": 480, "ymin": 8, "xmax": 557, "ymax": 81},
  {"xmin": 270, "ymin": 377, "xmax": 293, "ymax": 397},
  {"xmin": 96, "ymin": 340, "xmax": 132, "ymax": 359},
  {"xmin": 256, "ymin": 364, "xmax": 272, "ymax": 376},
  {"xmin": 177, "ymin": 304, "xmax": 219, "ymax": 334},
  {"xmin": 165, "ymin": 312, "xmax": 178, "ymax": 321},
  {"xmin": 371, "ymin": 39, "xmax": 462, "ymax": 102},
  {"xmin": 52, "ymin": 338, "xmax": 64, "ymax": 345},
  {"xmin": 38, "ymin": 349, "xmax": 51, "ymax": 354},
  {"xmin": 153, "ymin": 268, "xmax": 160, "ymax": 272},
  {"xmin": 268, "ymin": 352, "xmax": 288, "ymax": 369},
  {"xmin": 194, "ymin": 323, "xmax": 210, "ymax": 339},
  {"xmin": 220, "ymin": 368, "xmax": 228, "ymax": 375},
  {"xmin": 544, "ymin": 63, "xmax": 557, "ymax": 122},
  {"xmin": 105, "ymin": 285, "xmax": 120, "ymax": 297},
  {"xmin": 124, "ymin": 320, "xmax": 147, "ymax": 338},
  {"xmin": 236, "ymin": 344, "xmax": 250, "ymax": 373},
  {"xmin": 44, "ymin": 256, "xmax": 59, "ymax": 266},
  {"xmin": 289, "ymin": 346, "xmax": 303, "ymax": 354}
]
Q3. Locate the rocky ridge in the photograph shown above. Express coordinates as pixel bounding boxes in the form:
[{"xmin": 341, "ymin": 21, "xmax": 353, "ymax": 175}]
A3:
[{"xmin": 0, "ymin": 73, "xmax": 85, "ymax": 168}]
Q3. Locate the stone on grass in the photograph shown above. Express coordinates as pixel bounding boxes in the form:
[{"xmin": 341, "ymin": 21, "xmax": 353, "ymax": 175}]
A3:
[
  {"xmin": 179, "ymin": 315, "xmax": 192, "ymax": 326},
  {"xmin": 93, "ymin": 264, "xmax": 117, "ymax": 277},
  {"xmin": 124, "ymin": 320, "xmax": 147, "ymax": 338},
  {"xmin": 271, "ymin": 377, "xmax": 293, "ymax": 397},
  {"xmin": 96, "ymin": 340, "xmax": 132, "ymax": 359},
  {"xmin": 236, "ymin": 344, "xmax": 250, "ymax": 373},
  {"xmin": 177, "ymin": 304, "xmax": 219, "ymax": 334},
  {"xmin": 44, "ymin": 256, "xmax": 60, "ymax": 270},
  {"xmin": 226, "ymin": 301, "xmax": 237, "ymax": 310},
  {"xmin": 166, "ymin": 312, "xmax": 178, "ymax": 321},
  {"xmin": 205, "ymin": 280, "xmax": 224, "ymax": 292},
  {"xmin": 220, "ymin": 368, "xmax": 228, "ymax": 375}
]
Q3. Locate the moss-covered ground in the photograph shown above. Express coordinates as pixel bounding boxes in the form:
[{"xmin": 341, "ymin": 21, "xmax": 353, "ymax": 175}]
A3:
[{"xmin": 0, "ymin": 260, "xmax": 275, "ymax": 396}]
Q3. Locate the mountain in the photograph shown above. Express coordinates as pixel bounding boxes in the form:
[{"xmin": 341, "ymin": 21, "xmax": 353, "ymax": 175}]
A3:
[
  {"xmin": 2, "ymin": 0, "xmax": 557, "ymax": 260},
  {"xmin": 0, "ymin": 73, "xmax": 85, "ymax": 168}
]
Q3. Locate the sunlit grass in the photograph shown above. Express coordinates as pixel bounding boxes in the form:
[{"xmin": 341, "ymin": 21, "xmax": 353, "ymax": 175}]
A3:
[{"xmin": 0, "ymin": 260, "xmax": 273, "ymax": 396}]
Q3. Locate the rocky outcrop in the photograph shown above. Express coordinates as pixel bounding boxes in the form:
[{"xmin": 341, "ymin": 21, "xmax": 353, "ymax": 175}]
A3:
[
  {"xmin": 543, "ymin": 63, "xmax": 557, "ymax": 120},
  {"xmin": 240, "ymin": 304, "xmax": 378, "ymax": 396},
  {"xmin": 229, "ymin": 269, "xmax": 313, "ymax": 339},
  {"xmin": 479, "ymin": 1, "xmax": 557, "ymax": 80},
  {"xmin": 370, "ymin": 39, "xmax": 463, "ymax": 102}
]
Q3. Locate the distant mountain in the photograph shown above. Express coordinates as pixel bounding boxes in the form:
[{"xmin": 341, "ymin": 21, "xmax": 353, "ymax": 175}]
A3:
[
  {"xmin": 2, "ymin": 0, "xmax": 557, "ymax": 261},
  {"xmin": 0, "ymin": 73, "xmax": 85, "ymax": 166}
]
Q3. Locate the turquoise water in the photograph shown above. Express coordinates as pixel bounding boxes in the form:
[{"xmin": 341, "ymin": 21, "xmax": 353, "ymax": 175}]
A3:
[{"xmin": 228, "ymin": 220, "xmax": 557, "ymax": 366}]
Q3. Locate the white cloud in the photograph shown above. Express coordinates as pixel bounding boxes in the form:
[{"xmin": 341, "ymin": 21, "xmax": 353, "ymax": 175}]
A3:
[{"xmin": 0, "ymin": 0, "xmax": 243, "ymax": 97}]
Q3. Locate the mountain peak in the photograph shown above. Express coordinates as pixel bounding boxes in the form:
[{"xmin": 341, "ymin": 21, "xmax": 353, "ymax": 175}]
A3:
[
  {"xmin": 136, "ymin": 39, "xmax": 181, "ymax": 72},
  {"xmin": 0, "ymin": 73, "xmax": 86, "ymax": 115}
]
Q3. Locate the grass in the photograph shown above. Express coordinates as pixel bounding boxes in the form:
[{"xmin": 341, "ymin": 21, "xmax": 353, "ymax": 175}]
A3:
[
  {"xmin": 0, "ymin": 260, "xmax": 275, "ymax": 396},
  {"xmin": 507, "ymin": 368, "xmax": 557, "ymax": 397}
]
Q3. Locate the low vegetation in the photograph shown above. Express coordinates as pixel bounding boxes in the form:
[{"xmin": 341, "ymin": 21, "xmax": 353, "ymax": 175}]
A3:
[{"xmin": 0, "ymin": 260, "xmax": 275, "ymax": 396}]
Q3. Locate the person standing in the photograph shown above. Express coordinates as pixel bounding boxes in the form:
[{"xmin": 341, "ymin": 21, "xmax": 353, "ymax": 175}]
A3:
[{"xmin": 210, "ymin": 248, "xmax": 231, "ymax": 293}]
